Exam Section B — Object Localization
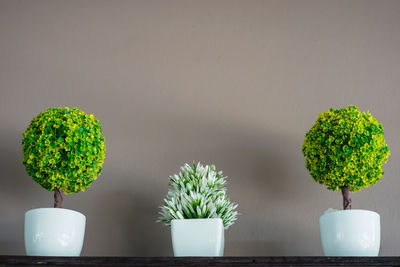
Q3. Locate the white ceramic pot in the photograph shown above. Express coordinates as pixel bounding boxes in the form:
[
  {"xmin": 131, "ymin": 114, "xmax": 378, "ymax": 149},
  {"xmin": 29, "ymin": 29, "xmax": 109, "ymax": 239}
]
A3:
[
  {"xmin": 25, "ymin": 208, "xmax": 86, "ymax": 256},
  {"xmin": 171, "ymin": 218, "xmax": 224, "ymax": 256},
  {"xmin": 320, "ymin": 209, "xmax": 380, "ymax": 256}
]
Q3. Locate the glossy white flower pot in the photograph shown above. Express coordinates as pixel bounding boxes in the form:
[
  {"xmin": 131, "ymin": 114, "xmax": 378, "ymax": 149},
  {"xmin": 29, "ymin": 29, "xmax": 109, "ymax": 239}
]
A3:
[
  {"xmin": 320, "ymin": 209, "xmax": 380, "ymax": 256},
  {"xmin": 171, "ymin": 218, "xmax": 224, "ymax": 256},
  {"xmin": 25, "ymin": 208, "xmax": 86, "ymax": 256}
]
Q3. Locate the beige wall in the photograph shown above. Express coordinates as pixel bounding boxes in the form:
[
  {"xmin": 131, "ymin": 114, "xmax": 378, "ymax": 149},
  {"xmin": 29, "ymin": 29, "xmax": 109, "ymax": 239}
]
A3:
[{"xmin": 1, "ymin": 0, "xmax": 400, "ymax": 256}]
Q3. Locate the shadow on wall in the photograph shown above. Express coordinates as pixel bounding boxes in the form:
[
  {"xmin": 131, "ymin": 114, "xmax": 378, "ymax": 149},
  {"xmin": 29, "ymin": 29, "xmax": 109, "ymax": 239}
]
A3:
[
  {"xmin": 102, "ymin": 115, "xmax": 315, "ymax": 256},
  {"xmin": 83, "ymin": 187, "xmax": 170, "ymax": 256},
  {"xmin": 0, "ymin": 126, "xmax": 42, "ymax": 255},
  {"xmin": 0, "ymin": 129, "xmax": 37, "ymax": 199},
  {"xmin": 84, "ymin": 116, "xmax": 314, "ymax": 256},
  {"xmin": 199, "ymin": 131, "xmax": 313, "ymax": 256}
]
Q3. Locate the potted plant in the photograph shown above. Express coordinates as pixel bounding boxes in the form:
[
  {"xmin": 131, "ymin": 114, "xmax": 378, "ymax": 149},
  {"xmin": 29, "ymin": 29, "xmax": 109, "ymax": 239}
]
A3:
[
  {"xmin": 302, "ymin": 105, "xmax": 390, "ymax": 256},
  {"xmin": 22, "ymin": 107, "xmax": 106, "ymax": 256},
  {"xmin": 159, "ymin": 162, "xmax": 238, "ymax": 256}
]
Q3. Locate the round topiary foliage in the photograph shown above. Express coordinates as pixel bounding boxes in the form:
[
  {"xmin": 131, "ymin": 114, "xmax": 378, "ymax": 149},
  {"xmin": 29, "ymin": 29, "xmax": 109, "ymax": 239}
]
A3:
[
  {"xmin": 302, "ymin": 106, "xmax": 390, "ymax": 194},
  {"xmin": 22, "ymin": 107, "xmax": 106, "ymax": 196},
  {"xmin": 159, "ymin": 162, "xmax": 238, "ymax": 229}
]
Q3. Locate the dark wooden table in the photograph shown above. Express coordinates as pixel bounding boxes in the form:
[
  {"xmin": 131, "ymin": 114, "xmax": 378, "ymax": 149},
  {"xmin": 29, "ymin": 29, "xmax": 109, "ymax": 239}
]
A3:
[{"xmin": 2, "ymin": 256, "xmax": 400, "ymax": 267}]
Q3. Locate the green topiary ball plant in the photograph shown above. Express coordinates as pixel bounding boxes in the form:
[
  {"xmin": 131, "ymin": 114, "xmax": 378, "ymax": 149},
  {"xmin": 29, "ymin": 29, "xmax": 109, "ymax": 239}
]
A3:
[
  {"xmin": 22, "ymin": 107, "xmax": 106, "ymax": 208},
  {"xmin": 302, "ymin": 105, "xmax": 390, "ymax": 209},
  {"xmin": 159, "ymin": 162, "xmax": 238, "ymax": 229}
]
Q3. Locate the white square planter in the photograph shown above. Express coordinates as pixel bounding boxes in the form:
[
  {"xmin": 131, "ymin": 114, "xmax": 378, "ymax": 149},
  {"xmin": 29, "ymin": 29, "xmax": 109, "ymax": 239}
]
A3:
[
  {"xmin": 25, "ymin": 208, "xmax": 86, "ymax": 256},
  {"xmin": 320, "ymin": 209, "xmax": 380, "ymax": 256},
  {"xmin": 171, "ymin": 218, "xmax": 224, "ymax": 256}
]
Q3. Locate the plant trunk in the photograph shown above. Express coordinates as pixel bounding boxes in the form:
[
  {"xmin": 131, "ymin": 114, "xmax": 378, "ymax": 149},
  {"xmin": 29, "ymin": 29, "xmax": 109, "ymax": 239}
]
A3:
[
  {"xmin": 341, "ymin": 186, "xmax": 352, "ymax": 210},
  {"xmin": 54, "ymin": 189, "xmax": 63, "ymax": 208}
]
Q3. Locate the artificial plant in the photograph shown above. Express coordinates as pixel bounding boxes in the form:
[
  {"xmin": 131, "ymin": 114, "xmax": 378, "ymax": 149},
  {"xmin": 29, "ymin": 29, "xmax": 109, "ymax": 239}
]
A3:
[
  {"xmin": 159, "ymin": 162, "xmax": 238, "ymax": 229},
  {"xmin": 302, "ymin": 105, "xmax": 390, "ymax": 209},
  {"xmin": 22, "ymin": 107, "xmax": 106, "ymax": 208}
]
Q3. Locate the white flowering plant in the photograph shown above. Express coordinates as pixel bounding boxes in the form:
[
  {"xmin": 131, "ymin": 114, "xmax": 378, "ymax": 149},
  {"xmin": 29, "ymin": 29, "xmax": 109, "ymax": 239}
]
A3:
[{"xmin": 159, "ymin": 162, "xmax": 238, "ymax": 229}]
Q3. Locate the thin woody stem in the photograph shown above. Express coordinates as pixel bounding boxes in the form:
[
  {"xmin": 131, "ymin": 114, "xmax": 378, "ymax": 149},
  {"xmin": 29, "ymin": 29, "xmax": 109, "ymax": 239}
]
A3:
[
  {"xmin": 54, "ymin": 189, "xmax": 63, "ymax": 208},
  {"xmin": 341, "ymin": 186, "xmax": 352, "ymax": 210}
]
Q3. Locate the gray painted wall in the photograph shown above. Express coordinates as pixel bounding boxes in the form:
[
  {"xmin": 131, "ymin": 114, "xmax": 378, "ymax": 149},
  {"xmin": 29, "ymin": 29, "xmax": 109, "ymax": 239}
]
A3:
[{"xmin": 1, "ymin": 0, "xmax": 400, "ymax": 256}]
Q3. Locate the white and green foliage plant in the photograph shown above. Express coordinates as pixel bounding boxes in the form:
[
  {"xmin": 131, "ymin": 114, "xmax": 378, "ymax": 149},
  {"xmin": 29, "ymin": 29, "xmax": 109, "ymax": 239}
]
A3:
[{"xmin": 159, "ymin": 162, "xmax": 238, "ymax": 229}]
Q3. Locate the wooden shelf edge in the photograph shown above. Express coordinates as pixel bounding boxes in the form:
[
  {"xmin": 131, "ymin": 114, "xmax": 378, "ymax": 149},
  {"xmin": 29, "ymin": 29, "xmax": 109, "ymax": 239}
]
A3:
[{"xmin": 1, "ymin": 256, "xmax": 400, "ymax": 266}]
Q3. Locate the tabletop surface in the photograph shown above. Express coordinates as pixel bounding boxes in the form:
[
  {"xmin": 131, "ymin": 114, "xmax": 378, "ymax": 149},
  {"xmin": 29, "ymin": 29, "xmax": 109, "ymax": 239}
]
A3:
[{"xmin": 2, "ymin": 256, "xmax": 400, "ymax": 267}]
